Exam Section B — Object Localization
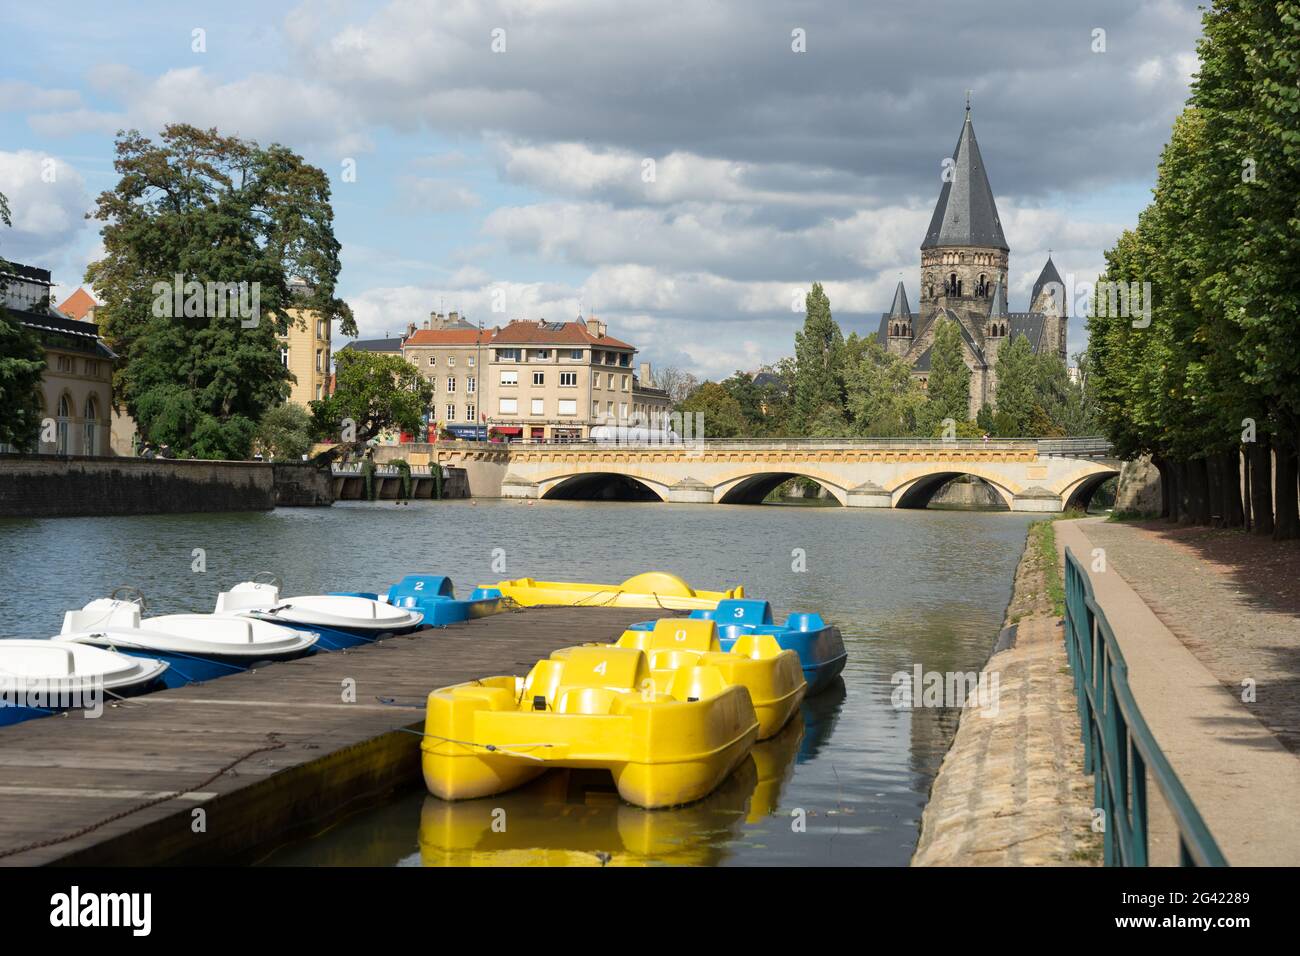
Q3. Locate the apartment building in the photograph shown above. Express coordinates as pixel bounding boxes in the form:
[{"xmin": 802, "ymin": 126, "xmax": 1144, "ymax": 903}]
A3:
[
  {"xmin": 277, "ymin": 279, "xmax": 332, "ymax": 407},
  {"xmin": 402, "ymin": 311, "xmax": 491, "ymax": 439},
  {"xmin": 487, "ymin": 317, "xmax": 672, "ymax": 441}
]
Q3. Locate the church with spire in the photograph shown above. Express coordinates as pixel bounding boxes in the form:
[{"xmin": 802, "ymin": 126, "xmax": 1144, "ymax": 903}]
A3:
[{"xmin": 875, "ymin": 101, "xmax": 1069, "ymax": 418}]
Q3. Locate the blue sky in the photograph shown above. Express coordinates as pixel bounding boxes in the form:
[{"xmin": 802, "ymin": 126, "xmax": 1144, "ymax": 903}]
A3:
[{"xmin": 1, "ymin": 0, "xmax": 1204, "ymax": 377}]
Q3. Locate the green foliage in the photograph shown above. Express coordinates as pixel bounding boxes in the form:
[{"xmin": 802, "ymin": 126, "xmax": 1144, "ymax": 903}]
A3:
[
  {"xmin": 0, "ymin": 190, "xmax": 47, "ymax": 452},
  {"xmin": 678, "ymin": 380, "xmax": 747, "ymax": 438},
  {"xmin": 793, "ymin": 282, "xmax": 844, "ymax": 425},
  {"xmin": 843, "ymin": 334, "xmax": 926, "ymax": 435},
  {"xmin": 86, "ymin": 125, "xmax": 356, "ymax": 460},
  {"xmin": 921, "ymin": 318, "xmax": 971, "ymax": 430},
  {"xmin": 310, "ymin": 350, "xmax": 433, "ymax": 447},
  {"xmin": 255, "ymin": 402, "xmax": 314, "ymax": 460}
]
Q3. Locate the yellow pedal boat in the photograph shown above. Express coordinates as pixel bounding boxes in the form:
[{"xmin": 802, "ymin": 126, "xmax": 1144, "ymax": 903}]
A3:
[
  {"xmin": 421, "ymin": 644, "xmax": 758, "ymax": 809},
  {"xmin": 483, "ymin": 571, "xmax": 744, "ymax": 610},
  {"xmin": 560, "ymin": 618, "xmax": 807, "ymax": 740}
]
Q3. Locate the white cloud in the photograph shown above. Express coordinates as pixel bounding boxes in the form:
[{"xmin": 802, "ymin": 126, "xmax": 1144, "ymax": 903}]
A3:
[{"xmin": 0, "ymin": 150, "xmax": 92, "ymax": 263}]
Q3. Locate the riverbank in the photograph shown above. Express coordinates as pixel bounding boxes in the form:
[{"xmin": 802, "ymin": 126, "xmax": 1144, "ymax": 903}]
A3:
[{"xmin": 912, "ymin": 518, "xmax": 1100, "ymax": 866}]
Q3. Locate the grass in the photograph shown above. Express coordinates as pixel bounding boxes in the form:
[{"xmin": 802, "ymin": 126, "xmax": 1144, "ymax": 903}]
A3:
[
  {"xmin": 1030, "ymin": 518, "xmax": 1067, "ymax": 618},
  {"xmin": 1108, "ymin": 509, "xmax": 1159, "ymax": 522}
]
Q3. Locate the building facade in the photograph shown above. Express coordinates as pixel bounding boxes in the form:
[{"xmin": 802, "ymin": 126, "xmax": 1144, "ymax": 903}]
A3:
[
  {"xmin": 2, "ymin": 265, "xmax": 115, "ymax": 455},
  {"xmin": 876, "ymin": 105, "xmax": 1069, "ymax": 418},
  {"xmin": 278, "ymin": 280, "xmax": 332, "ymax": 407},
  {"xmin": 402, "ymin": 311, "xmax": 491, "ymax": 439}
]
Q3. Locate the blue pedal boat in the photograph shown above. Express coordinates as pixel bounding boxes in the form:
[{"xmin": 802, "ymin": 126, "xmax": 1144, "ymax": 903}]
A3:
[
  {"xmin": 215, "ymin": 582, "xmax": 424, "ymax": 651},
  {"xmin": 629, "ymin": 599, "xmax": 847, "ymax": 695},
  {"xmin": 334, "ymin": 575, "xmax": 503, "ymax": 628}
]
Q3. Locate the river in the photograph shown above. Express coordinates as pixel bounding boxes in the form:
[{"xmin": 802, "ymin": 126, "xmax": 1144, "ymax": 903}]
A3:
[{"xmin": 0, "ymin": 499, "xmax": 1037, "ymax": 866}]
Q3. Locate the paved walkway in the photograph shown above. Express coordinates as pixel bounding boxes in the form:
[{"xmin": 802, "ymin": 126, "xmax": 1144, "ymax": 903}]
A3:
[
  {"xmin": 913, "ymin": 525, "xmax": 1100, "ymax": 866},
  {"xmin": 1082, "ymin": 520, "xmax": 1300, "ymax": 754},
  {"xmin": 1058, "ymin": 518, "xmax": 1300, "ymax": 866}
]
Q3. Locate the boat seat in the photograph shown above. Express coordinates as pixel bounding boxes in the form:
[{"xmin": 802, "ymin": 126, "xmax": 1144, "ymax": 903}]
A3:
[
  {"xmin": 555, "ymin": 686, "xmax": 624, "ymax": 715},
  {"xmin": 645, "ymin": 619, "xmax": 721, "ymax": 653},
  {"xmin": 664, "ymin": 664, "xmax": 729, "ymax": 703},
  {"xmin": 724, "ymin": 632, "xmax": 784, "ymax": 661}
]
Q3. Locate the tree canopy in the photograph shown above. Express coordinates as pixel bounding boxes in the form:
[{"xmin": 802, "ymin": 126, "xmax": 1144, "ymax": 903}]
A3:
[
  {"xmin": 310, "ymin": 350, "xmax": 433, "ymax": 456},
  {"xmin": 86, "ymin": 125, "xmax": 355, "ymax": 460}
]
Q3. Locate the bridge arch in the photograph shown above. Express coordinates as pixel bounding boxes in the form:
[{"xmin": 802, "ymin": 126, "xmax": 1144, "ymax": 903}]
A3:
[
  {"xmin": 715, "ymin": 473, "xmax": 847, "ymax": 506},
  {"xmin": 538, "ymin": 472, "xmax": 668, "ymax": 502},
  {"xmin": 891, "ymin": 470, "xmax": 1016, "ymax": 510},
  {"xmin": 1060, "ymin": 468, "xmax": 1121, "ymax": 512}
]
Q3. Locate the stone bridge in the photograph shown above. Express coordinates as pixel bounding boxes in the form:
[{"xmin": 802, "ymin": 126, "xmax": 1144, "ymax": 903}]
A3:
[{"xmin": 417, "ymin": 438, "xmax": 1119, "ymax": 512}]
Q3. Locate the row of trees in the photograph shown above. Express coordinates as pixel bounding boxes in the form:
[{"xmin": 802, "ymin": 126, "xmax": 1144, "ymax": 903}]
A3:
[
  {"xmin": 673, "ymin": 281, "xmax": 1096, "ymax": 439},
  {"xmin": 1086, "ymin": 2, "xmax": 1300, "ymax": 538}
]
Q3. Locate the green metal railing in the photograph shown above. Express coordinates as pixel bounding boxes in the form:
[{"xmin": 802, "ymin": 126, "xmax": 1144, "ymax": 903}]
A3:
[{"xmin": 1063, "ymin": 546, "xmax": 1227, "ymax": 866}]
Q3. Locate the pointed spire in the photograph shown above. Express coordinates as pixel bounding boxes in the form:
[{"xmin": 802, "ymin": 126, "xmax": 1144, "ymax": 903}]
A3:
[
  {"xmin": 922, "ymin": 105, "xmax": 1008, "ymax": 251},
  {"xmin": 988, "ymin": 276, "xmax": 1008, "ymax": 317},
  {"xmin": 888, "ymin": 280, "xmax": 911, "ymax": 318},
  {"xmin": 1030, "ymin": 255, "xmax": 1067, "ymax": 316}
]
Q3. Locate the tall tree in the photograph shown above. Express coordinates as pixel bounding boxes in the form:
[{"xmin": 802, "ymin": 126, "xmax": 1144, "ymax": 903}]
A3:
[
  {"xmin": 991, "ymin": 334, "xmax": 1037, "ymax": 436},
  {"xmin": 922, "ymin": 318, "xmax": 971, "ymax": 432},
  {"xmin": 793, "ymin": 282, "xmax": 844, "ymax": 430},
  {"xmin": 86, "ymin": 125, "xmax": 356, "ymax": 460},
  {"xmin": 310, "ymin": 350, "xmax": 433, "ymax": 457},
  {"xmin": 843, "ymin": 335, "xmax": 925, "ymax": 436},
  {"xmin": 0, "ymin": 191, "xmax": 47, "ymax": 452}
]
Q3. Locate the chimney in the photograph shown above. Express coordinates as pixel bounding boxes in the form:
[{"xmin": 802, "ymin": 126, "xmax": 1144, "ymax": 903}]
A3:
[
  {"xmin": 585, "ymin": 317, "xmax": 604, "ymax": 338},
  {"xmin": 406, "ymin": 321, "xmax": 417, "ymax": 339},
  {"xmin": 449, "ymin": 310, "xmax": 459, "ymax": 324},
  {"xmin": 639, "ymin": 362, "xmax": 653, "ymax": 386}
]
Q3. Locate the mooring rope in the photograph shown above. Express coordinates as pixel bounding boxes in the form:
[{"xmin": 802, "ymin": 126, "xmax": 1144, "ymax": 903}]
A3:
[{"xmin": 0, "ymin": 734, "xmax": 287, "ymax": 860}]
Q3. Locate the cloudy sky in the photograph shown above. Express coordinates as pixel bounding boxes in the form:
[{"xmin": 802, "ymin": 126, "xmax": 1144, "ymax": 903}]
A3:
[{"xmin": 1, "ymin": 0, "xmax": 1203, "ymax": 378}]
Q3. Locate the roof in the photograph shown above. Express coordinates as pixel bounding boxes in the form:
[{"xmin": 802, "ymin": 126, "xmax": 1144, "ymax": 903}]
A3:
[
  {"xmin": 404, "ymin": 327, "xmax": 492, "ymax": 347},
  {"xmin": 887, "ymin": 281, "xmax": 911, "ymax": 318},
  {"xmin": 1007, "ymin": 313, "xmax": 1047, "ymax": 350},
  {"xmin": 1029, "ymin": 256, "xmax": 1067, "ymax": 315},
  {"xmin": 12, "ymin": 307, "xmax": 117, "ymax": 359},
  {"xmin": 988, "ymin": 277, "xmax": 1008, "ymax": 317},
  {"xmin": 491, "ymin": 319, "xmax": 634, "ymax": 351},
  {"xmin": 913, "ymin": 346, "xmax": 932, "ymax": 372},
  {"xmin": 56, "ymin": 287, "xmax": 99, "ymax": 321},
  {"xmin": 339, "ymin": 337, "xmax": 404, "ymax": 353},
  {"xmin": 921, "ymin": 108, "xmax": 1008, "ymax": 251},
  {"xmin": 0, "ymin": 262, "xmax": 52, "ymax": 286}
]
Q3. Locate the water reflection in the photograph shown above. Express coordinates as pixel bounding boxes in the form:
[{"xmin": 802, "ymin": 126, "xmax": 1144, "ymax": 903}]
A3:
[{"xmin": 417, "ymin": 711, "xmax": 805, "ymax": 867}]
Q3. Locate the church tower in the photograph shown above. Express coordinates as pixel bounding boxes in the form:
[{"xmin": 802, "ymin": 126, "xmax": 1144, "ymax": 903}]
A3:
[
  {"xmin": 919, "ymin": 103, "xmax": 1009, "ymax": 318},
  {"xmin": 1030, "ymin": 255, "xmax": 1069, "ymax": 361}
]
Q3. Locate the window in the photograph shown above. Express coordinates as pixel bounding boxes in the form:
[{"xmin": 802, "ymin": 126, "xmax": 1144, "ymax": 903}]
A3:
[
  {"xmin": 559, "ymin": 371, "xmax": 577, "ymax": 387},
  {"xmin": 605, "ymin": 352, "xmax": 616, "ymax": 365},
  {"xmin": 316, "ymin": 383, "xmax": 323, "ymax": 400},
  {"xmin": 606, "ymin": 401, "xmax": 613, "ymax": 415},
  {"xmin": 280, "ymin": 348, "xmax": 289, "ymax": 367},
  {"xmin": 558, "ymin": 399, "xmax": 577, "ymax": 416},
  {"xmin": 56, "ymin": 395, "xmax": 71, "ymax": 455},
  {"xmin": 467, "ymin": 376, "xmax": 476, "ymax": 394},
  {"xmin": 621, "ymin": 375, "xmax": 629, "ymax": 391},
  {"xmin": 428, "ymin": 355, "xmax": 436, "ymax": 366},
  {"xmin": 531, "ymin": 398, "xmax": 544, "ymax": 416},
  {"xmin": 466, "ymin": 403, "xmax": 476, "ymax": 421},
  {"xmin": 315, "ymin": 348, "xmax": 323, "ymax": 372},
  {"xmin": 532, "ymin": 349, "xmax": 550, "ymax": 360},
  {"xmin": 592, "ymin": 372, "xmax": 601, "ymax": 389},
  {"xmin": 591, "ymin": 401, "xmax": 599, "ymax": 417},
  {"xmin": 496, "ymin": 348, "xmax": 520, "ymax": 361},
  {"xmin": 569, "ymin": 349, "xmax": 583, "ymax": 360},
  {"xmin": 619, "ymin": 402, "xmax": 629, "ymax": 419},
  {"xmin": 82, "ymin": 396, "xmax": 97, "ymax": 456},
  {"xmin": 499, "ymin": 398, "xmax": 518, "ymax": 415},
  {"xmin": 499, "ymin": 370, "xmax": 518, "ymax": 386},
  {"xmin": 619, "ymin": 354, "xmax": 630, "ymax": 367},
  {"xmin": 447, "ymin": 376, "xmax": 456, "ymax": 393},
  {"xmin": 532, "ymin": 371, "xmax": 545, "ymax": 386},
  {"xmin": 607, "ymin": 374, "xmax": 615, "ymax": 389},
  {"xmin": 448, "ymin": 356, "xmax": 456, "ymax": 367},
  {"xmin": 317, "ymin": 319, "xmax": 327, "ymax": 339},
  {"xmin": 468, "ymin": 356, "xmax": 475, "ymax": 367}
]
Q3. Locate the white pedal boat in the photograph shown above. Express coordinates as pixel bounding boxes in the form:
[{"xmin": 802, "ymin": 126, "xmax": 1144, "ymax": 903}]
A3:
[
  {"xmin": 214, "ymin": 581, "xmax": 424, "ymax": 650},
  {"xmin": 57, "ymin": 599, "xmax": 319, "ymax": 688},
  {"xmin": 0, "ymin": 639, "xmax": 168, "ymax": 726}
]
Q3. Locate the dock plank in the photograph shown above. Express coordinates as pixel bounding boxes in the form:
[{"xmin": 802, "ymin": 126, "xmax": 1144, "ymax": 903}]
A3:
[{"xmin": 0, "ymin": 605, "xmax": 667, "ymax": 866}]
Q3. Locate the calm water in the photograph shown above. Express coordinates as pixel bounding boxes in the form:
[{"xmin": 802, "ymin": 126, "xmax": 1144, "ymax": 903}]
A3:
[{"xmin": 0, "ymin": 500, "xmax": 1036, "ymax": 866}]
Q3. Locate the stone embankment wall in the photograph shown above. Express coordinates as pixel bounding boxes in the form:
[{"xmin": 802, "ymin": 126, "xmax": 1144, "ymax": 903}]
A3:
[{"xmin": 0, "ymin": 455, "xmax": 338, "ymax": 517}]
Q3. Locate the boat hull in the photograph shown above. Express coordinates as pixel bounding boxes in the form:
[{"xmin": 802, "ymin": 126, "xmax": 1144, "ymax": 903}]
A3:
[{"xmin": 487, "ymin": 572, "xmax": 743, "ymax": 610}]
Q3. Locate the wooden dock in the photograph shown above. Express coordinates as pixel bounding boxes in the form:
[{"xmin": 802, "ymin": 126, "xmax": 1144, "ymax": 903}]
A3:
[{"xmin": 0, "ymin": 606, "xmax": 670, "ymax": 866}]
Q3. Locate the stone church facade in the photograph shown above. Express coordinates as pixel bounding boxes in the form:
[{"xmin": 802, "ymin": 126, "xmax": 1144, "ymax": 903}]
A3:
[{"xmin": 876, "ymin": 105, "xmax": 1068, "ymax": 418}]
